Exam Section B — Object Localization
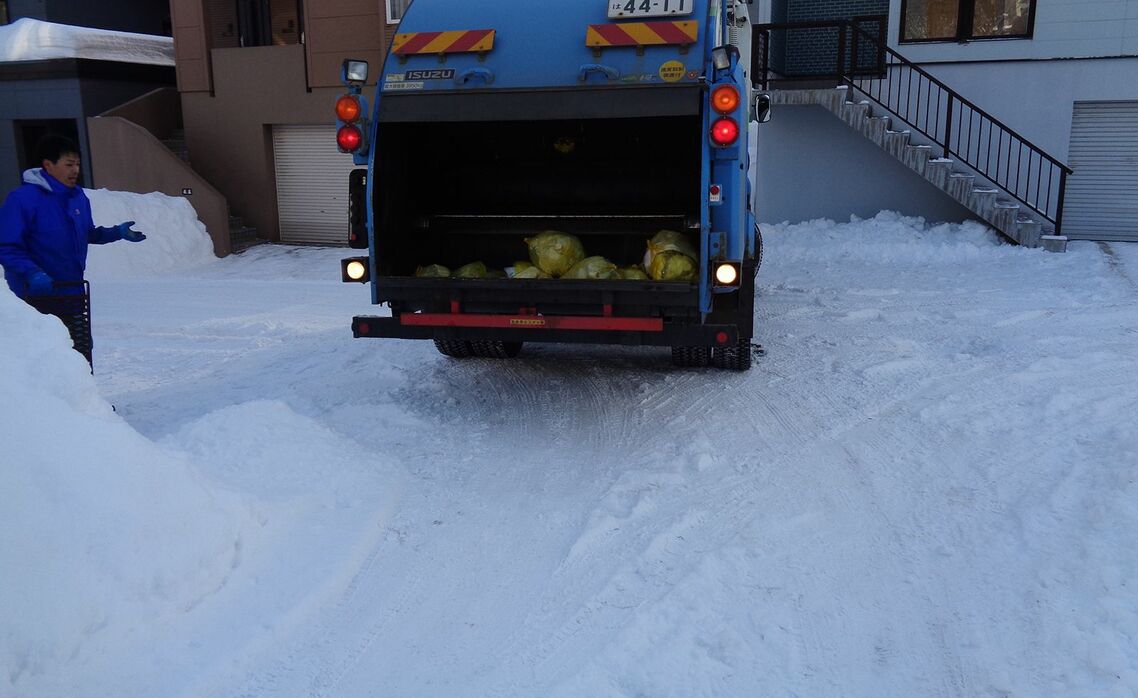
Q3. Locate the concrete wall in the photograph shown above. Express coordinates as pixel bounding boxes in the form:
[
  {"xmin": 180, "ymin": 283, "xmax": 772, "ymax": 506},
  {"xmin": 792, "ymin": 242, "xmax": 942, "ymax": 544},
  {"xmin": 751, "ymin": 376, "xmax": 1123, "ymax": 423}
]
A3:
[
  {"xmin": 99, "ymin": 87, "xmax": 183, "ymax": 141},
  {"xmin": 87, "ymin": 115, "xmax": 229, "ymax": 256},
  {"xmin": 181, "ymin": 44, "xmax": 348, "ymax": 241},
  {"xmin": 0, "ymin": 76, "xmax": 86, "ymax": 195},
  {"xmin": 891, "ymin": 0, "xmax": 1138, "ymax": 61},
  {"xmin": 754, "ymin": 104, "xmax": 975, "ymax": 225},
  {"xmin": 919, "ymin": 57, "xmax": 1138, "ymax": 164}
]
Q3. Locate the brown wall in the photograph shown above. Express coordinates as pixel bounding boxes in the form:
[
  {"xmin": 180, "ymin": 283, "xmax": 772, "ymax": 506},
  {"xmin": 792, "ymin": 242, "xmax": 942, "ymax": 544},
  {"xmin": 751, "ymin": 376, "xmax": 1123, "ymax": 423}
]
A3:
[
  {"xmin": 98, "ymin": 87, "xmax": 184, "ymax": 142},
  {"xmin": 171, "ymin": 0, "xmax": 393, "ymax": 240},
  {"xmin": 88, "ymin": 116, "xmax": 230, "ymax": 257},
  {"xmin": 171, "ymin": 0, "xmax": 212, "ymax": 92}
]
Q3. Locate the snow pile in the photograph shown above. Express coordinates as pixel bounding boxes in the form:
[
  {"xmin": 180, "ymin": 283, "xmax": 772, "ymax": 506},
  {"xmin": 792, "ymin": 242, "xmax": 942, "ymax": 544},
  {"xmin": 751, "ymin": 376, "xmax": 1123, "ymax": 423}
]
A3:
[
  {"xmin": 0, "ymin": 291, "xmax": 249, "ymax": 691},
  {"xmin": 85, "ymin": 189, "xmax": 217, "ymax": 280},
  {"xmin": 0, "ymin": 18, "xmax": 174, "ymax": 66}
]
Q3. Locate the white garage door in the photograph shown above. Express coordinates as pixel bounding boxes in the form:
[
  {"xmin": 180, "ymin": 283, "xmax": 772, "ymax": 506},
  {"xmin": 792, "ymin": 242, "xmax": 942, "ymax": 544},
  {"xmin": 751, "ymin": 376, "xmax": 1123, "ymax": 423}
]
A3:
[
  {"xmin": 1064, "ymin": 102, "xmax": 1138, "ymax": 242},
  {"xmin": 272, "ymin": 124, "xmax": 359, "ymax": 245}
]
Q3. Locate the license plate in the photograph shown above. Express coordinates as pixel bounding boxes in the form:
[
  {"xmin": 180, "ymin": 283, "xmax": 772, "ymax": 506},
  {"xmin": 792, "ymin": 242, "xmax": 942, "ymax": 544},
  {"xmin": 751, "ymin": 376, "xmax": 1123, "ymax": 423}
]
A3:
[{"xmin": 608, "ymin": 0, "xmax": 693, "ymax": 19}]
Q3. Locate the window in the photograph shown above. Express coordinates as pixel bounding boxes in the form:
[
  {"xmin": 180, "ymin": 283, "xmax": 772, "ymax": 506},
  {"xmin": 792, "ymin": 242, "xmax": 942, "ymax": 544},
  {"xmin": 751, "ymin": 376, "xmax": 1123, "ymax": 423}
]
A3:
[
  {"xmin": 0, "ymin": 1, "xmax": 8, "ymax": 25},
  {"xmin": 387, "ymin": 0, "xmax": 411, "ymax": 24},
  {"xmin": 901, "ymin": 0, "xmax": 1035, "ymax": 43},
  {"xmin": 209, "ymin": 0, "xmax": 303, "ymax": 48}
]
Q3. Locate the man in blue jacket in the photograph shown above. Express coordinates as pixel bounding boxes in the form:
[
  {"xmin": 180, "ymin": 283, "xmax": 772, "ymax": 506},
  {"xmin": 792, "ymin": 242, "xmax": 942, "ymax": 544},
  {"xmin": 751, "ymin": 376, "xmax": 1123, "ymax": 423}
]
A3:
[{"xmin": 0, "ymin": 135, "xmax": 146, "ymax": 299}]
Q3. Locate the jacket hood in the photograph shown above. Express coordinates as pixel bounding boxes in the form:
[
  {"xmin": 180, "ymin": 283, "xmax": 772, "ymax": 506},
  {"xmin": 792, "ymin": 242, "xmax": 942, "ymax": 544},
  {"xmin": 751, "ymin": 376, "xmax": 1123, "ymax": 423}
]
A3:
[{"xmin": 22, "ymin": 168, "xmax": 52, "ymax": 192}]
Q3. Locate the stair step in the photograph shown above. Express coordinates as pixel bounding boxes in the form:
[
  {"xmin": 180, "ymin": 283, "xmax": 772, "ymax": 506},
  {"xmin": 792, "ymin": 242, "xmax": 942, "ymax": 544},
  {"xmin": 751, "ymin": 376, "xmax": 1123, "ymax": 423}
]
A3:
[
  {"xmin": 924, "ymin": 158, "xmax": 953, "ymax": 188},
  {"xmin": 946, "ymin": 173, "xmax": 976, "ymax": 200},
  {"xmin": 903, "ymin": 144, "xmax": 933, "ymax": 172},
  {"xmin": 882, "ymin": 130, "xmax": 910, "ymax": 158},
  {"xmin": 840, "ymin": 101, "xmax": 870, "ymax": 127}
]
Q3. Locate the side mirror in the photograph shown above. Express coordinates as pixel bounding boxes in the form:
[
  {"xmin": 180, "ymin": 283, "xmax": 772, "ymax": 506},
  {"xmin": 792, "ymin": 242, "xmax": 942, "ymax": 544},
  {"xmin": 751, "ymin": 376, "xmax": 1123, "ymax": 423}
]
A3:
[{"xmin": 754, "ymin": 92, "xmax": 772, "ymax": 123}]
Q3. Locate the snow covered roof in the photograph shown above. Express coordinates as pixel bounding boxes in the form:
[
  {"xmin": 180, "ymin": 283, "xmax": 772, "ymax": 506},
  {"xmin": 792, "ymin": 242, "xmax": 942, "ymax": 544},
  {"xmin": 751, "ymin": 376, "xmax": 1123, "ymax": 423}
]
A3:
[{"xmin": 0, "ymin": 18, "xmax": 174, "ymax": 67}]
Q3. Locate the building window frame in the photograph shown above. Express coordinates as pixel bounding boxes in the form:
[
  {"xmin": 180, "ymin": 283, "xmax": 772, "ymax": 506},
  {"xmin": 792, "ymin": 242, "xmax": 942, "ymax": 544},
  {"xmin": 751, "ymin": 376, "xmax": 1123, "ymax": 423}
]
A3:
[
  {"xmin": 899, "ymin": 0, "xmax": 1037, "ymax": 44},
  {"xmin": 386, "ymin": 0, "xmax": 409, "ymax": 25}
]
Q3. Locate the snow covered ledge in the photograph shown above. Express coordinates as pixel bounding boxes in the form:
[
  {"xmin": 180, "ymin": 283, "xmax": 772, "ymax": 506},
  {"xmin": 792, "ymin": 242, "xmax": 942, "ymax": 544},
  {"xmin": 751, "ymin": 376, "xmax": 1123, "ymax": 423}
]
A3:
[{"xmin": 0, "ymin": 18, "xmax": 174, "ymax": 66}]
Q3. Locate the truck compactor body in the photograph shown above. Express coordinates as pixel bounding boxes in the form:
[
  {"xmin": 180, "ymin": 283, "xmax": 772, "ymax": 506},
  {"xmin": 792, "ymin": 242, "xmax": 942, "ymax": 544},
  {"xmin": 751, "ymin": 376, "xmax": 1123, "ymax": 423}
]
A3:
[{"xmin": 338, "ymin": 0, "xmax": 768, "ymax": 369}]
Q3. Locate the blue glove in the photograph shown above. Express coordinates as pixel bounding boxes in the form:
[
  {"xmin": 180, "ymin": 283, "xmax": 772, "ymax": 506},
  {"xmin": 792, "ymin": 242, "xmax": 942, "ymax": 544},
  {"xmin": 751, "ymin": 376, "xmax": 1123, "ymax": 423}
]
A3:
[
  {"xmin": 26, "ymin": 271, "xmax": 54, "ymax": 296},
  {"xmin": 116, "ymin": 221, "xmax": 147, "ymax": 242}
]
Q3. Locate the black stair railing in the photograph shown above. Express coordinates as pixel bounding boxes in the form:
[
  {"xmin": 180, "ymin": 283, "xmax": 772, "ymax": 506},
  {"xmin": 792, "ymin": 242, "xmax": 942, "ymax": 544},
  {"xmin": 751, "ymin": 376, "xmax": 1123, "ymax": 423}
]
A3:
[{"xmin": 754, "ymin": 20, "xmax": 1073, "ymax": 235}]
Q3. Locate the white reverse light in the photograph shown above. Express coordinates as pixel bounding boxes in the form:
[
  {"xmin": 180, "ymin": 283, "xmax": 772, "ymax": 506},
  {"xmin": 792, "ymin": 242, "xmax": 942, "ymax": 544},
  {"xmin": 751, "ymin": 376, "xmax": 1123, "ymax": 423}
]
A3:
[
  {"xmin": 346, "ymin": 260, "xmax": 367, "ymax": 280},
  {"xmin": 715, "ymin": 263, "xmax": 739, "ymax": 285}
]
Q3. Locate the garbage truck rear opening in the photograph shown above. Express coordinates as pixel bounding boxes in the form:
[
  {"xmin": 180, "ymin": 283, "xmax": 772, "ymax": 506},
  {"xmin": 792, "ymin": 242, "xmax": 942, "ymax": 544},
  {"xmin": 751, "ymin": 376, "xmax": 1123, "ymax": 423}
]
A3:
[{"xmin": 340, "ymin": 0, "xmax": 767, "ymax": 370}]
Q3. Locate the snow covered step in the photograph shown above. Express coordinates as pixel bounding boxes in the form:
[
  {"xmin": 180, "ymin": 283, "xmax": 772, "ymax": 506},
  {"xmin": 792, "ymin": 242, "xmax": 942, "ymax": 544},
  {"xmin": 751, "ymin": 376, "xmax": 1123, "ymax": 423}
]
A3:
[
  {"xmin": 863, "ymin": 115, "xmax": 891, "ymax": 141},
  {"xmin": 969, "ymin": 187, "xmax": 999, "ymax": 216},
  {"xmin": 946, "ymin": 173, "xmax": 976, "ymax": 201},
  {"xmin": 1014, "ymin": 218, "xmax": 1044, "ymax": 248},
  {"xmin": 840, "ymin": 101, "xmax": 870, "ymax": 127},
  {"xmin": 903, "ymin": 144, "xmax": 934, "ymax": 173},
  {"xmin": 924, "ymin": 158, "xmax": 953, "ymax": 188},
  {"xmin": 882, "ymin": 130, "xmax": 910, "ymax": 158}
]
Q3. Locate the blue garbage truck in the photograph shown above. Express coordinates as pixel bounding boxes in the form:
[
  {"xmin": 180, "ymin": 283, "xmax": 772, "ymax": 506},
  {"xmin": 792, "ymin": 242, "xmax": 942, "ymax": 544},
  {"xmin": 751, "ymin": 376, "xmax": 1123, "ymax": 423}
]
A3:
[{"xmin": 338, "ymin": 0, "xmax": 769, "ymax": 369}]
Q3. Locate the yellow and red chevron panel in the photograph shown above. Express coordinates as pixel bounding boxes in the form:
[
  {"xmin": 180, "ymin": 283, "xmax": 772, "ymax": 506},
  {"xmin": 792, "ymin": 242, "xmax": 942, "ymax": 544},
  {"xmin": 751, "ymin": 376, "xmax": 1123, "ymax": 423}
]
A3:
[
  {"xmin": 586, "ymin": 21, "xmax": 699, "ymax": 48},
  {"xmin": 392, "ymin": 29, "xmax": 496, "ymax": 56}
]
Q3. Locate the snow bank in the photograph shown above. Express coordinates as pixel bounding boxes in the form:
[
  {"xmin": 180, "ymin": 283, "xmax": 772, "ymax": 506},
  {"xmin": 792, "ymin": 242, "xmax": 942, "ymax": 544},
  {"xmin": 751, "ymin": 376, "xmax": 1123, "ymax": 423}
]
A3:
[
  {"xmin": 85, "ymin": 189, "xmax": 217, "ymax": 280},
  {"xmin": 0, "ymin": 291, "xmax": 249, "ymax": 692},
  {"xmin": 0, "ymin": 18, "xmax": 174, "ymax": 66}
]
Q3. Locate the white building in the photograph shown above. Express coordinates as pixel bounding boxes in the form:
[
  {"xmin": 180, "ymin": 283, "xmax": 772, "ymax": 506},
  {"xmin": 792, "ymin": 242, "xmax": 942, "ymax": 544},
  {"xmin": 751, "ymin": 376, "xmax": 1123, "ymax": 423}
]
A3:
[{"xmin": 753, "ymin": 0, "xmax": 1138, "ymax": 245}]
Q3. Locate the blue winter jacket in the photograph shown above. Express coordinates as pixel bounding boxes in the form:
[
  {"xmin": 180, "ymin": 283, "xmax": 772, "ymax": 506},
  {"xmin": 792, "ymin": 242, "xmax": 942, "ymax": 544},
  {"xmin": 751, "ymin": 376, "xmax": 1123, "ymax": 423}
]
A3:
[{"xmin": 0, "ymin": 169, "xmax": 123, "ymax": 297}]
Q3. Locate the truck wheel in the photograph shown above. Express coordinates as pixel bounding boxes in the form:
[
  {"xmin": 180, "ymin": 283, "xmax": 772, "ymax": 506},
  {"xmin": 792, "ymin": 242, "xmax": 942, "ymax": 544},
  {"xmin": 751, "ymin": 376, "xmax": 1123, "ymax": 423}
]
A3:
[
  {"xmin": 671, "ymin": 346, "xmax": 711, "ymax": 368},
  {"xmin": 434, "ymin": 339, "xmax": 474, "ymax": 358},
  {"xmin": 470, "ymin": 340, "xmax": 523, "ymax": 358},
  {"xmin": 712, "ymin": 338, "xmax": 753, "ymax": 371}
]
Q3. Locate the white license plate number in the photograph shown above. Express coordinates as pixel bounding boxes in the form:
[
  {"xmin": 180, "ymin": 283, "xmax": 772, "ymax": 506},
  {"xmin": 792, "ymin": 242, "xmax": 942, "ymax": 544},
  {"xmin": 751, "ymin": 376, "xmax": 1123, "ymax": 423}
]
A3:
[{"xmin": 608, "ymin": 0, "xmax": 693, "ymax": 19}]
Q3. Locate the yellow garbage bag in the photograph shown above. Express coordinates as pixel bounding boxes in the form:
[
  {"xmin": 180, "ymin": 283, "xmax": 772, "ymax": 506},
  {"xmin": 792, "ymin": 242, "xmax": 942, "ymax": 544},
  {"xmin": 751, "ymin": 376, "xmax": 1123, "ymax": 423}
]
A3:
[
  {"xmin": 618, "ymin": 265, "xmax": 650, "ymax": 280},
  {"xmin": 644, "ymin": 229, "xmax": 698, "ymax": 270},
  {"xmin": 454, "ymin": 261, "xmax": 488, "ymax": 278},
  {"xmin": 648, "ymin": 251, "xmax": 698, "ymax": 282},
  {"xmin": 415, "ymin": 264, "xmax": 450, "ymax": 278},
  {"xmin": 525, "ymin": 231, "xmax": 586, "ymax": 277},
  {"xmin": 563, "ymin": 256, "xmax": 620, "ymax": 280},
  {"xmin": 514, "ymin": 265, "xmax": 552, "ymax": 279}
]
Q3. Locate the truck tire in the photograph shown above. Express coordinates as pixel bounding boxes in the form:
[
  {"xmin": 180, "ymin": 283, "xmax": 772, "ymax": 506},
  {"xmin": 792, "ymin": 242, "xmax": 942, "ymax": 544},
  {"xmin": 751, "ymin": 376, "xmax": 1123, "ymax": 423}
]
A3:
[
  {"xmin": 712, "ymin": 338, "xmax": 753, "ymax": 371},
  {"xmin": 470, "ymin": 340, "xmax": 523, "ymax": 358},
  {"xmin": 671, "ymin": 345, "xmax": 711, "ymax": 368},
  {"xmin": 434, "ymin": 339, "xmax": 474, "ymax": 358}
]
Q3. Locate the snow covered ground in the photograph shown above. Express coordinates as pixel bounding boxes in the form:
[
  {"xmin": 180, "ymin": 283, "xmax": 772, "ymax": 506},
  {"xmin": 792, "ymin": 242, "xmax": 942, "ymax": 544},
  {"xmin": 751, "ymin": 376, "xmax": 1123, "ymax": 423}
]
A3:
[{"xmin": 3, "ymin": 191, "xmax": 1137, "ymax": 696}]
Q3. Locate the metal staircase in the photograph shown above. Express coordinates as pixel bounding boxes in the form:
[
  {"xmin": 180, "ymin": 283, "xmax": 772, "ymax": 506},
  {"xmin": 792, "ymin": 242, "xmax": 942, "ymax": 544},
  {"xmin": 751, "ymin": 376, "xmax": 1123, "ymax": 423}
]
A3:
[{"xmin": 754, "ymin": 20, "xmax": 1073, "ymax": 251}]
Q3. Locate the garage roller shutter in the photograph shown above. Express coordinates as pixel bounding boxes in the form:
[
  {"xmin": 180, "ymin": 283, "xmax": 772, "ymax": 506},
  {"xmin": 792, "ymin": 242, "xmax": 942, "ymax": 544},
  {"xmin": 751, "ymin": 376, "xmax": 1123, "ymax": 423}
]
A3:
[
  {"xmin": 1064, "ymin": 102, "xmax": 1138, "ymax": 242},
  {"xmin": 272, "ymin": 124, "xmax": 359, "ymax": 245}
]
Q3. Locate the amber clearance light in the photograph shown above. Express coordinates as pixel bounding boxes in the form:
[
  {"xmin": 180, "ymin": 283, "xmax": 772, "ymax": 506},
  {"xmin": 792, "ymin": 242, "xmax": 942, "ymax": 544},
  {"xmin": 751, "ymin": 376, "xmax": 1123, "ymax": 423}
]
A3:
[
  {"xmin": 336, "ymin": 95, "xmax": 362, "ymax": 122},
  {"xmin": 711, "ymin": 85, "xmax": 740, "ymax": 114}
]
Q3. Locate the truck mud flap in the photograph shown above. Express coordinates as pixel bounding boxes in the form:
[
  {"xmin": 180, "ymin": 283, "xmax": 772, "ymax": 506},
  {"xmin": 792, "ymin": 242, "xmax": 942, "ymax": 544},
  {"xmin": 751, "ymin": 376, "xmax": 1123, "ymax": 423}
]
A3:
[{"xmin": 352, "ymin": 315, "xmax": 740, "ymax": 348}]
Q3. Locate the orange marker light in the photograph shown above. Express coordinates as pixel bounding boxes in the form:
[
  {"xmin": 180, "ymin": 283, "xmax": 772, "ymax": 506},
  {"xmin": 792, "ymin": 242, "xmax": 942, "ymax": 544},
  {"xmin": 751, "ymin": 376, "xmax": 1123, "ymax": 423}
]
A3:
[
  {"xmin": 711, "ymin": 85, "xmax": 740, "ymax": 114},
  {"xmin": 336, "ymin": 95, "xmax": 362, "ymax": 122}
]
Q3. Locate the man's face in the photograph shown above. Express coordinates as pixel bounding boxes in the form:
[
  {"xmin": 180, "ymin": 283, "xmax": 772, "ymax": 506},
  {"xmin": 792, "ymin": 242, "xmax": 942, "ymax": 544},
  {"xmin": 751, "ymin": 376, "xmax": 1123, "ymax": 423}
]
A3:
[{"xmin": 43, "ymin": 153, "xmax": 81, "ymax": 188}]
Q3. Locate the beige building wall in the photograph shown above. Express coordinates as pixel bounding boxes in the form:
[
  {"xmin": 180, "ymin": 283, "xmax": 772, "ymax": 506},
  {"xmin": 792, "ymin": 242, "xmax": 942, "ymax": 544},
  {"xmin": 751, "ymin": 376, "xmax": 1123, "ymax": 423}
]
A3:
[{"xmin": 170, "ymin": 0, "xmax": 391, "ymax": 241}]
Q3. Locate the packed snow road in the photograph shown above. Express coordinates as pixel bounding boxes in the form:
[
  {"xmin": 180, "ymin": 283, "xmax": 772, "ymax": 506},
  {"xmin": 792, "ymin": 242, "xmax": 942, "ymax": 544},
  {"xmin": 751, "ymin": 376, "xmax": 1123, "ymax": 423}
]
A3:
[{"xmin": 6, "ymin": 210, "xmax": 1137, "ymax": 696}]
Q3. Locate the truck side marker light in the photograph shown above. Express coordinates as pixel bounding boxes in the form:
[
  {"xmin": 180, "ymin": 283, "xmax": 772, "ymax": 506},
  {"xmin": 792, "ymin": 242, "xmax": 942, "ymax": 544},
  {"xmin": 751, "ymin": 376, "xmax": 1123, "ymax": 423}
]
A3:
[
  {"xmin": 709, "ymin": 184, "xmax": 722, "ymax": 203},
  {"xmin": 710, "ymin": 117, "xmax": 739, "ymax": 146},
  {"xmin": 716, "ymin": 331, "xmax": 729, "ymax": 345},
  {"xmin": 711, "ymin": 85, "xmax": 739, "ymax": 114},
  {"xmin": 358, "ymin": 322, "xmax": 371, "ymax": 335}
]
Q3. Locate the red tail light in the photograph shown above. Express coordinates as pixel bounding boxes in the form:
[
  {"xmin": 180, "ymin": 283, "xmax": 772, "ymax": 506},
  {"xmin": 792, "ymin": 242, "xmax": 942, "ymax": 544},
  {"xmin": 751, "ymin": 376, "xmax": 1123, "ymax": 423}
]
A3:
[
  {"xmin": 711, "ymin": 85, "xmax": 740, "ymax": 114},
  {"xmin": 710, "ymin": 117, "xmax": 739, "ymax": 146},
  {"xmin": 336, "ymin": 95, "xmax": 362, "ymax": 122},
  {"xmin": 337, "ymin": 125, "xmax": 363, "ymax": 152}
]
